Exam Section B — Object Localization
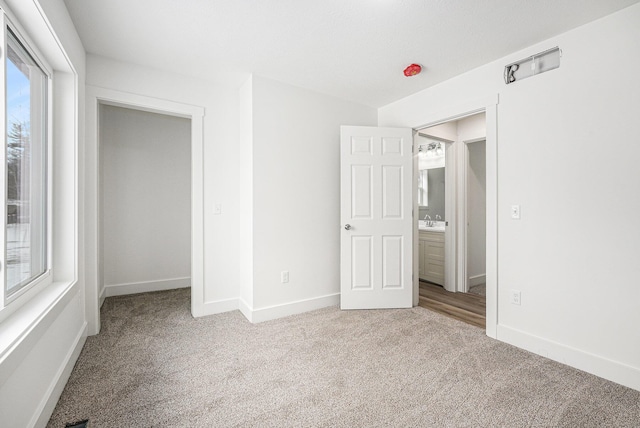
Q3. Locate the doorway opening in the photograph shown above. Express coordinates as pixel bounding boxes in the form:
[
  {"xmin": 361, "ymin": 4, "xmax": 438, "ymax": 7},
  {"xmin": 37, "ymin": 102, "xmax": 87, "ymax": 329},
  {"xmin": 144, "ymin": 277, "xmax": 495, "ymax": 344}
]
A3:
[
  {"xmin": 98, "ymin": 105, "xmax": 192, "ymax": 301},
  {"xmin": 464, "ymin": 138, "xmax": 487, "ymax": 297},
  {"xmin": 415, "ymin": 130, "xmax": 453, "ymax": 292},
  {"xmin": 85, "ymin": 86, "xmax": 205, "ymax": 335},
  {"xmin": 414, "ymin": 112, "xmax": 487, "ymax": 329}
]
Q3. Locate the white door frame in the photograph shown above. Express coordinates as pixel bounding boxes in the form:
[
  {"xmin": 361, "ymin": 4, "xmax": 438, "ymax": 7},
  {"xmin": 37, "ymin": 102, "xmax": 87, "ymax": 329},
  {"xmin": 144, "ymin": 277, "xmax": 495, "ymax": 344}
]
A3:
[
  {"xmin": 84, "ymin": 86, "xmax": 205, "ymax": 335},
  {"xmin": 459, "ymin": 137, "xmax": 487, "ymax": 294},
  {"xmin": 412, "ymin": 95, "xmax": 498, "ymax": 338}
]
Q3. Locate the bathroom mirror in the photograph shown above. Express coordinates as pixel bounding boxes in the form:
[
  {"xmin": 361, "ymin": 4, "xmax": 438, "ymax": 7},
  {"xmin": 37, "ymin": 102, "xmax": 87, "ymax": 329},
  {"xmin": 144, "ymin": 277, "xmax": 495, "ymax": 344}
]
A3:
[
  {"xmin": 418, "ymin": 170, "xmax": 429, "ymax": 207},
  {"xmin": 418, "ymin": 141, "xmax": 446, "ymax": 220},
  {"xmin": 419, "ymin": 168, "xmax": 445, "ymax": 217}
]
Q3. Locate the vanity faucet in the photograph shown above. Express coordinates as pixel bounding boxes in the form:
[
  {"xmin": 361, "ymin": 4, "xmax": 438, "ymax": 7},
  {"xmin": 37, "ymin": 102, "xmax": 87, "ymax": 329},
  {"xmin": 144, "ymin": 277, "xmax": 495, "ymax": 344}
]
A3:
[{"xmin": 423, "ymin": 214, "xmax": 433, "ymax": 226}]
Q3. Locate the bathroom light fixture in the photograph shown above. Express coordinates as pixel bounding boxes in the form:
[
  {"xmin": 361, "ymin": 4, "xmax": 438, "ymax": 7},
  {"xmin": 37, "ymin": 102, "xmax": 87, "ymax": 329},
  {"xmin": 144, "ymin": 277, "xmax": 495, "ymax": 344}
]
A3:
[{"xmin": 419, "ymin": 142, "xmax": 443, "ymax": 157}]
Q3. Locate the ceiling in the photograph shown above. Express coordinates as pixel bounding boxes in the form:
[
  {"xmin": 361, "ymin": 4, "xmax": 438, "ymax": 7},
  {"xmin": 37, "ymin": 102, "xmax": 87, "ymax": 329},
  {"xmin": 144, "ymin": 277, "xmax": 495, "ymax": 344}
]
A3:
[{"xmin": 63, "ymin": 0, "xmax": 639, "ymax": 107}]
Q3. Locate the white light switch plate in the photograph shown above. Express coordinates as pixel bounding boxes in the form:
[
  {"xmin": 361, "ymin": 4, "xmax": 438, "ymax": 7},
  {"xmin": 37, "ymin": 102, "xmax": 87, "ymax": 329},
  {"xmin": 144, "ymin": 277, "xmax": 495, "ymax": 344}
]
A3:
[
  {"xmin": 511, "ymin": 205, "xmax": 521, "ymax": 219},
  {"xmin": 214, "ymin": 203, "xmax": 222, "ymax": 215}
]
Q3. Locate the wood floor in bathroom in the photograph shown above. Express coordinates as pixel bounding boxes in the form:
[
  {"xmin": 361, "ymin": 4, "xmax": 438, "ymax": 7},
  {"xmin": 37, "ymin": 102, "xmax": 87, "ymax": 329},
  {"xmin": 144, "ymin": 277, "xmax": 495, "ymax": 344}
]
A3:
[{"xmin": 419, "ymin": 281, "xmax": 486, "ymax": 329}]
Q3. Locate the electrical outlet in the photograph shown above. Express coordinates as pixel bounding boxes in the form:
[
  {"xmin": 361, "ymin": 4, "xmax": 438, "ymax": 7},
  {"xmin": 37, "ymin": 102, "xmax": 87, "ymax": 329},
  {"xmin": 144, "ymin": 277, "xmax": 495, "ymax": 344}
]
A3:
[
  {"xmin": 511, "ymin": 205, "xmax": 521, "ymax": 220},
  {"xmin": 510, "ymin": 290, "xmax": 521, "ymax": 305},
  {"xmin": 281, "ymin": 271, "xmax": 289, "ymax": 283}
]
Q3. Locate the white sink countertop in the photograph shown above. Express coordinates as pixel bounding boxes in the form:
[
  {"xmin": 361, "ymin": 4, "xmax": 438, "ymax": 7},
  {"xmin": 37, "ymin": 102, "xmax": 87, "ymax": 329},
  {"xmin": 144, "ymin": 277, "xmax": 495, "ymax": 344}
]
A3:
[{"xmin": 419, "ymin": 220, "xmax": 445, "ymax": 232}]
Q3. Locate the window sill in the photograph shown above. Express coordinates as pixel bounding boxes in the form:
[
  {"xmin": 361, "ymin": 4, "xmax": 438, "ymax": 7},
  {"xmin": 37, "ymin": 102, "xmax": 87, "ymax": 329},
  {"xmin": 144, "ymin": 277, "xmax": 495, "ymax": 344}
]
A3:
[
  {"xmin": 4, "ymin": 270, "xmax": 52, "ymax": 309},
  {"xmin": 0, "ymin": 280, "xmax": 78, "ymax": 385}
]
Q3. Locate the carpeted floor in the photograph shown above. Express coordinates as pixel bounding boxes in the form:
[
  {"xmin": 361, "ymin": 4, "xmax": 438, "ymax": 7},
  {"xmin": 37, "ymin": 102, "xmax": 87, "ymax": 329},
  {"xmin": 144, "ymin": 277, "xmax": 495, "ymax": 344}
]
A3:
[{"xmin": 48, "ymin": 288, "xmax": 640, "ymax": 427}]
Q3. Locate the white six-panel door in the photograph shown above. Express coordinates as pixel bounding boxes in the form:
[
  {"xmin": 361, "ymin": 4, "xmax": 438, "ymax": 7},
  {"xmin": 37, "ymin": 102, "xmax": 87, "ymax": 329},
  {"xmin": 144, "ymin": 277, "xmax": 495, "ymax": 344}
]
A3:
[{"xmin": 340, "ymin": 126, "xmax": 414, "ymax": 309}]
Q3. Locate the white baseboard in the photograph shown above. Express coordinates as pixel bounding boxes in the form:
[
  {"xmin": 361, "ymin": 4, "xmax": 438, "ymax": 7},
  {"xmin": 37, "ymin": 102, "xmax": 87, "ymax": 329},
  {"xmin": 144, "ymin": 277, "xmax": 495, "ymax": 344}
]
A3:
[
  {"xmin": 240, "ymin": 293, "xmax": 340, "ymax": 324},
  {"xmin": 32, "ymin": 322, "xmax": 87, "ymax": 428},
  {"xmin": 193, "ymin": 297, "xmax": 239, "ymax": 318},
  {"xmin": 468, "ymin": 274, "xmax": 486, "ymax": 287},
  {"xmin": 193, "ymin": 293, "xmax": 340, "ymax": 323},
  {"xmin": 497, "ymin": 325, "xmax": 640, "ymax": 392},
  {"xmin": 99, "ymin": 286, "xmax": 106, "ymax": 307},
  {"xmin": 238, "ymin": 298, "xmax": 253, "ymax": 322},
  {"xmin": 104, "ymin": 277, "xmax": 190, "ymax": 297}
]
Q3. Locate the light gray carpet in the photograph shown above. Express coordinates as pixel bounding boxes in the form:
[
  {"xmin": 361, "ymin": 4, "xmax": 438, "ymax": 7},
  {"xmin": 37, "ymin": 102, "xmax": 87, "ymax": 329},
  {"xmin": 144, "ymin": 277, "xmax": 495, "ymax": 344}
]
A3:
[
  {"xmin": 469, "ymin": 283, "xmax": 486, "ymax": 297},
  {"xmin": 48, "ymin": 288, "xmax": 640, "ymax": 427}
]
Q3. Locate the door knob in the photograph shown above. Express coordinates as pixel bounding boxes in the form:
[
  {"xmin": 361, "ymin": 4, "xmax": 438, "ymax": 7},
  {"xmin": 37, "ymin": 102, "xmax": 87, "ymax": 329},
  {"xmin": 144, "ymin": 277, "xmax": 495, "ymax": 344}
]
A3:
[{"xmin": 344, "ymin": 224, "xmax": 352, "ymax": 230}]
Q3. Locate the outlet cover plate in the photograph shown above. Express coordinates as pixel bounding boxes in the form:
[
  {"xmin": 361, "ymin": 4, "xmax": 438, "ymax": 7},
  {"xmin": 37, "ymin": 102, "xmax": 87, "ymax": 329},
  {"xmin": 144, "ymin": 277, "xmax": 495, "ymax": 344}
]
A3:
[{"xmin": 510, "ymin": 290, "xmax": 521, "ymax": 305}]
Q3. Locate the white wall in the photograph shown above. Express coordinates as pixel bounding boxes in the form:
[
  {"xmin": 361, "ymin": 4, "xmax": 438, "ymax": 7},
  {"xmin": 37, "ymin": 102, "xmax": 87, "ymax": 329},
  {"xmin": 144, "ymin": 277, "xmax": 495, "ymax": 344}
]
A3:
[
  {"xmin": 379, "ymin": 3, "xmax": 640, "ymax": 390},
  {"xmin": 0, "ymin": 291, "xmax": 85, "ymax": 427},
  {"xmin": 242, "ymin": 75, "xmax": 377, "ymax": 321},
  {"xmin": 238, "ymin": 77, "xmax": 254, "ymax": 310},
  {"xmin": 86, "ymin": 55, "xmax": 243, "ymax": 310},
  {"xmin": 456, "ymin": 113, "xmax": 486, "ymax": 142},
  {"xmin": 100, "ymin": 105, "xmax": 191, "ymax": 296},
  {"xmin": 466, "ymin": 141, "xmax": 486, "ymax": 282},
  {"xmin": 0, "ymin": 0, "xmax": 86, "ymax": 426},
  {"xmin": 85, "ymin": 60, "xmax": 377, "ymax": 323},
  {"xmin": 420, "ymin": 121, "xmax": 457, "ymax": 142}
]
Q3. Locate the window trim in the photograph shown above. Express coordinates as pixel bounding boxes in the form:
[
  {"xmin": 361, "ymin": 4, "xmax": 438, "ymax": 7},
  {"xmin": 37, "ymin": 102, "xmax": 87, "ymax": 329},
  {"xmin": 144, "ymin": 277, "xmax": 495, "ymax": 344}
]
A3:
[{"xmin": 0, "ymin": 10, "xmax": 54, "ymax": 312}]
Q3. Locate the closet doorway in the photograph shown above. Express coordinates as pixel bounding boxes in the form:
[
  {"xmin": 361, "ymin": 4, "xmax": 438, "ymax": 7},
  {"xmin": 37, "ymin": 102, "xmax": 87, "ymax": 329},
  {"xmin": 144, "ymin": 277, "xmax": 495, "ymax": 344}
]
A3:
[
  {"xmin": 99, "ymin": 105, "xmax": 191, "ymax": 299},
  {"xmin": 85, "ymin": 87, "xmax": 205, "ymax": 336}
]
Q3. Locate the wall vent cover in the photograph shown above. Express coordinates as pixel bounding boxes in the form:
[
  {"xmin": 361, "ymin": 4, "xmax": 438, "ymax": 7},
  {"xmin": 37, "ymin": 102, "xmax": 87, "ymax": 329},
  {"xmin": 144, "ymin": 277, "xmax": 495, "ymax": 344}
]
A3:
[{"xmin": 65, "ymin": 419, "xmax": 89, "ymax": 428}]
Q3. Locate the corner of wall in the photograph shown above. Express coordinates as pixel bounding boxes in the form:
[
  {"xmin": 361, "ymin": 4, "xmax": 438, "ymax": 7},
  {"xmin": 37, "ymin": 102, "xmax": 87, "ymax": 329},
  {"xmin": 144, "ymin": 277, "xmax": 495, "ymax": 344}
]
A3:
[
  {"xmin": 243, "ymin": 293, "xmax": 340, "ymax": 324},
  {"xmin": 238, "ymin": 298, "xmax": 253, "ymax": 323},
  {"xmin": 238, "ymin": 74, "xmax": 254, "ymax": 310}
]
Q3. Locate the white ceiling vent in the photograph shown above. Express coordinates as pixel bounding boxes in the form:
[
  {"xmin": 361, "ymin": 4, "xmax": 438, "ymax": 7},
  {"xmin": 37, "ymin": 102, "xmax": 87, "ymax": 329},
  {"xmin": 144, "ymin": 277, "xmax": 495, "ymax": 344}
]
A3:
[{"xmin": 504, "ymin": 47, "xmax": 561, "ymax": 85}]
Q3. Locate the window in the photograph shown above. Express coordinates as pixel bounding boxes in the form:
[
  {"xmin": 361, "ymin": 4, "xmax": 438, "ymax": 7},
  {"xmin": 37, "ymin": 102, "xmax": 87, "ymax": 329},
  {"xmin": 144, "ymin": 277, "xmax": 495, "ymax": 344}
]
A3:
[{"xmin": 3, "ymin": 25, "xmax": 50, "ymax": 300}]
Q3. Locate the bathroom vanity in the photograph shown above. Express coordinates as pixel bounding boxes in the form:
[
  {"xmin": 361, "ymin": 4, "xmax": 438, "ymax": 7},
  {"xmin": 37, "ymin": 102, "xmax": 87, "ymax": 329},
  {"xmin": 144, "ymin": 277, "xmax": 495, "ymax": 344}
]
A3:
[{"xmin": 419, "ymin": 227, "xmax": 445, "ymax": 286}]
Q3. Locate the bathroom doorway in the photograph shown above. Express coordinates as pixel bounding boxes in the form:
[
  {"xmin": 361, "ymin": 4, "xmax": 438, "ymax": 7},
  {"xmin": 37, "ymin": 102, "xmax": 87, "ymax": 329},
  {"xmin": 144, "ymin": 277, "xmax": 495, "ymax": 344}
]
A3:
[
  {"xmin": 415, "ymin": 131, "xmax": 453, "ymax": 292},
  {"xmin": 414, "ymin": 112, "xmax": 487, "ymax": 328}
]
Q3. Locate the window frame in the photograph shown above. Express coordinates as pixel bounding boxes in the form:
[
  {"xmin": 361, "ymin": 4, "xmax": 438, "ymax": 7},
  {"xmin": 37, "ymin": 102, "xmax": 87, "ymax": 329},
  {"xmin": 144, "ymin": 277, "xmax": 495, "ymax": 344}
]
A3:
[{"xmin": 0, "ymin": 11, "xmax": 53, "ymax": 311}]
